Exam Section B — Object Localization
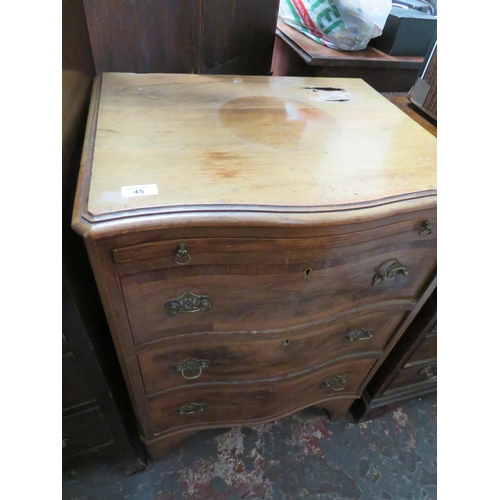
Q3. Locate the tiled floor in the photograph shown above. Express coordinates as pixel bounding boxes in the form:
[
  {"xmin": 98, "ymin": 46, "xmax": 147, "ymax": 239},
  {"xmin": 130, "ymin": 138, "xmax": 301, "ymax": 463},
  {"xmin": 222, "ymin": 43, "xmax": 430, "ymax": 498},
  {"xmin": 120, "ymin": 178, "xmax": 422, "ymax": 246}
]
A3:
[{"xmin": 62, "ymin": 394, "xmax": 437, "ymax": 500}]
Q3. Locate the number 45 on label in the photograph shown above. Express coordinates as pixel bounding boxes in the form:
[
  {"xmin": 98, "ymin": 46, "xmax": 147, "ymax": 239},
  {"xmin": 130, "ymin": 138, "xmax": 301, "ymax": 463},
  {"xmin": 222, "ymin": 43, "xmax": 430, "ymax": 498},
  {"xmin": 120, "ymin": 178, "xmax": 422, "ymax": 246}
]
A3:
[{"xmin": 121, "ymin": 184, "xmax": 159, "ymax": 198}]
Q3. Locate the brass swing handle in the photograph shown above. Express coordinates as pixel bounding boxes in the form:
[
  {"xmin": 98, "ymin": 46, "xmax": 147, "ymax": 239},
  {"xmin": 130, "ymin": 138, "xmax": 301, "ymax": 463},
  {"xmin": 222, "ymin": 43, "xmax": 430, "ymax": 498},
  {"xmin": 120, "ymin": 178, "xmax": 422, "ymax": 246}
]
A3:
[
  {"xmin": 165, "ymin": 292, "xmax": 212, "ymax": 316},
  {"xmin": 173, "ymin": 358, "xmax": 209, "ymax": 380},
  {"xmin": 174, "ymin": 243, "xmax": 191, "ymax": 265},
  {"xmin": 418, "ymin": 220, "xmax": 432, "ymax": 236},
  {"xmin": 321, "ymin": 375, "xmax": 346, "ymax": 392},
  {"xmin": 372, "ymin": 261, "xmax": 409, "ymax": 285},
  {"xmin": 176, "ymin": 402, "xmax": 207, "ymax": 415}
]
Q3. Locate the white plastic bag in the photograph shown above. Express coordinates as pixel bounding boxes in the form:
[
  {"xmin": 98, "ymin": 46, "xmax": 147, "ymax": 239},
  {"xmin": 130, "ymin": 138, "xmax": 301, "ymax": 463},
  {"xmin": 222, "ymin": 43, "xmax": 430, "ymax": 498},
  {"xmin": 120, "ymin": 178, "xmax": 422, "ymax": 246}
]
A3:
[{"xmin": 279, "ymin": 0, "xmax": 392, "ymax": 51}]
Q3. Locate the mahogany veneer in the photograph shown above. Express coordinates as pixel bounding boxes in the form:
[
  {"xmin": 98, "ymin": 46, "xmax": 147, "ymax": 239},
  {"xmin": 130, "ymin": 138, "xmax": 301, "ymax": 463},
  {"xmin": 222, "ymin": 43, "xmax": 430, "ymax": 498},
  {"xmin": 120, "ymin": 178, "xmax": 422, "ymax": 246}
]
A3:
[{"xmin": 72, "ymin": 73, "xmax": 437, "ymax": 460}]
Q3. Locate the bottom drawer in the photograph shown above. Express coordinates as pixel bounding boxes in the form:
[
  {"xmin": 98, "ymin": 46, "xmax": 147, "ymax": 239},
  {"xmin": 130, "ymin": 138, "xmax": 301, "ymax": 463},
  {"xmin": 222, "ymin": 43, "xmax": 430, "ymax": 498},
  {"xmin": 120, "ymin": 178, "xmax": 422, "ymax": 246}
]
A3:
[
  {"xmin": 385, "ymin": 362, "xmax": 437, "ymax": 394},
  {"xmin": 148, "ymin": 357, "xmax": 376, "ymax": 435}
]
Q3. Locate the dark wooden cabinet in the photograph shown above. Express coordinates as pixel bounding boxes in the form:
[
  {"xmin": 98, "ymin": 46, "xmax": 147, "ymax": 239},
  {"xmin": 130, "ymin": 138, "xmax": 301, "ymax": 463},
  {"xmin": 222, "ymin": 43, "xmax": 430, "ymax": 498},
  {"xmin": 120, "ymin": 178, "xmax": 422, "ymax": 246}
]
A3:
[
  {"xmin": 271, "ymin": 20, "xmax": 424, "ymax": 92},
  {"xmin": 72, "ymin": 73, "xmax": 436, "ymax": 461},
  {"xmin": 62, "ymin": 276, "xmax": 147, "ymax": 472},
  {"xmin": 83, "ymin": 0, "xmax": 279, "ymax": 75},
  {"xmin": 199, "ymin": 0, "xmax": 280, "ymax": 75},
  {"xmin": 350, "ymin": 290, "xmax": 437, "ymax": 421}
]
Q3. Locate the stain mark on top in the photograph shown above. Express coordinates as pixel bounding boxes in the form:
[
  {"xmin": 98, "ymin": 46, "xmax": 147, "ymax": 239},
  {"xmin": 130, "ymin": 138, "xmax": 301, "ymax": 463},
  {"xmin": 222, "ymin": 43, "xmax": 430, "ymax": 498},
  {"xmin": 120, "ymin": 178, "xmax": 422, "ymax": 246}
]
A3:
[
  {"xmin": 218, "ymin": 96, "xmax": 338, "ymax": 147},
  {"xmin": 201, "ymin": 150, "xmax": 243, "ymax": 180}
]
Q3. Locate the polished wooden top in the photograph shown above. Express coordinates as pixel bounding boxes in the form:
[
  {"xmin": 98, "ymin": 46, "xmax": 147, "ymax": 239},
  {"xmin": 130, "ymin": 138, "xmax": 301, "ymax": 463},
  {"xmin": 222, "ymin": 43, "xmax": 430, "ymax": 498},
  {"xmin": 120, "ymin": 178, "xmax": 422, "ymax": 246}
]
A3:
[{"xmin": 76, "ymin": 72, "xmax": 436, "ymax": 230}]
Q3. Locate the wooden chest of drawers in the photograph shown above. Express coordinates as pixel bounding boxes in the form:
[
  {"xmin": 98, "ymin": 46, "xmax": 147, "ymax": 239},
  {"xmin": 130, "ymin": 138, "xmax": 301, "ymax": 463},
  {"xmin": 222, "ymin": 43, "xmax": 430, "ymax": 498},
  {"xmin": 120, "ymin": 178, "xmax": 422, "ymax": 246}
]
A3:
[{"xmin": 72, "ymin": 73, "xmax": 437, "ymax": 460}]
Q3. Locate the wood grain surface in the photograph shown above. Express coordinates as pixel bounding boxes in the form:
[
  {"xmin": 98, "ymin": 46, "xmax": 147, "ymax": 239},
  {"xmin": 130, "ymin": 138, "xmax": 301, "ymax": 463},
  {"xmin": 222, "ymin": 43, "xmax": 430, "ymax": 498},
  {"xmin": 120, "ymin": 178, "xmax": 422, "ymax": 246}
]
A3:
[
  {"xmin": 122, "ymin": 243, "xmax": 435, "ymax": 344},
  {"xmin": 111, "ymin": 212, "xmax": 436, "ymax": 273},
  {"xmin": 138, "ymin": 308, "xmax": 406, "ymax": 394},
  {"xmin": 81, "ymin": 73, "xmax": 436, "ymax": 221},
  {"xmin": 200, "ymin": 0, "xmax": 279, "ymax": 75},
  {"xmin": 383, "ymin": 93, "xmax": 436, "ymax": 137},
  {"xmin": 71, "ymin": 74, "xmax": 437, "ymax": 459},
  {"xmin": 147, "ymin": 357, "xmax": 376, "ymax": 435},
  {"xmin": 83, "ymin": 0, "xmax": 279, "ymax": 75},
  {"xmin": 83, "ymin": 0, "xmax": 201, "ymax": 74}
]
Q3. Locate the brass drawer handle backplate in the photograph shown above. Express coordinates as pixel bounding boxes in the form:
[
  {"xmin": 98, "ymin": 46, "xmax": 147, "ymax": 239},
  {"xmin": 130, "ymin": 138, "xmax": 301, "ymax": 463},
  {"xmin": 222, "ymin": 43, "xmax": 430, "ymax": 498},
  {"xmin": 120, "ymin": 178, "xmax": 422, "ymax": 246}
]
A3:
[
  {"xmin": 165, "ymin": 292, "xmax": 212, "ymax": 316},
  {"xmin": 173, "ymin": 358, "xmax": 209, "ymax": 380},
  {"xmin": 344, "ymin": 328, "xmax": 373, "ymax": 342},
  {"xmin": 322, "ymin": 375, "xmax": 347, "ymax": 392},
  {"xmin": 372, "ymin": 260, "xmax": 409, "ymax": 285},
  {"xmin": 176, "ymin": 402, "xmax": 207, "ymax": 415},
  {"xmin": 174, "ymin": 243, "xmax": 191, "ymax": 265}
]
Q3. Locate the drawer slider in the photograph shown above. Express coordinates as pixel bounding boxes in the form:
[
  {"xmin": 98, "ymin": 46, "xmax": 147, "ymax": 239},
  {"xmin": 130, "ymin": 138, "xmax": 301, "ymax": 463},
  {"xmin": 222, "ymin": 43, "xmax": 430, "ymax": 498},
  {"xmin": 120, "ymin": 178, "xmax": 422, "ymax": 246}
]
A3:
[{"xmin": 164, "ymin": 292, "xmax": 212, "ymax": 316}]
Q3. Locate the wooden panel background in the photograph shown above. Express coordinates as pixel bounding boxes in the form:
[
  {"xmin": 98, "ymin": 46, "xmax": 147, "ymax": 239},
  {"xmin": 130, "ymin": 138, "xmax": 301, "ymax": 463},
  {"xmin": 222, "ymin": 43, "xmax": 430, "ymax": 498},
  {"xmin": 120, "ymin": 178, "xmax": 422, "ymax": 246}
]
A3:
[
  {"xmin": 83, "ymin": 0, "xmax": 279, "ymax": 75},
  {"xmin": 63, "ymin": 0, "xmax": 146, "ymax": 470},
  {"xmin": 200, "ymin": 0, "xmax": 279, "ymax": 75},
  {"xmin": 83, "ymin": 0, "xmax": 200, "ymax": 74}
]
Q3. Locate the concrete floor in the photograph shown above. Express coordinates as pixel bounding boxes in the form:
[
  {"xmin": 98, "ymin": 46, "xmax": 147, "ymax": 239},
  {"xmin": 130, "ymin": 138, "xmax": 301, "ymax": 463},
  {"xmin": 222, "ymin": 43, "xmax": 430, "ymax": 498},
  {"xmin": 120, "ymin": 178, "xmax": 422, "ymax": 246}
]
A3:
[{"xmin": 62, "ymin": 394, "xmax": 437, "ymax": 500}]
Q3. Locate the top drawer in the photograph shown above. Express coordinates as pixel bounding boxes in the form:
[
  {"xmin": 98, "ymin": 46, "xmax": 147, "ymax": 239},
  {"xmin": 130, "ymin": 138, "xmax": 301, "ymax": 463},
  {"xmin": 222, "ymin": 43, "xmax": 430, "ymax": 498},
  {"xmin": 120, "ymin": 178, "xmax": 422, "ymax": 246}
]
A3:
[{"xmin": 112, "ymin": 215, "xmax": 436, "ymax": 275}]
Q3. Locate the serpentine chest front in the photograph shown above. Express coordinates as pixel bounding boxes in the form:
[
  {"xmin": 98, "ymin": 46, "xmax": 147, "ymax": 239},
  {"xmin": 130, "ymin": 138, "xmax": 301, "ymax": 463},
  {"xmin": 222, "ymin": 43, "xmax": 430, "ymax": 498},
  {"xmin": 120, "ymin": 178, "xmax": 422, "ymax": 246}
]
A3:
[{"xmin": 72, "ymin": 73, "xmax": 437, "ymax": 460}]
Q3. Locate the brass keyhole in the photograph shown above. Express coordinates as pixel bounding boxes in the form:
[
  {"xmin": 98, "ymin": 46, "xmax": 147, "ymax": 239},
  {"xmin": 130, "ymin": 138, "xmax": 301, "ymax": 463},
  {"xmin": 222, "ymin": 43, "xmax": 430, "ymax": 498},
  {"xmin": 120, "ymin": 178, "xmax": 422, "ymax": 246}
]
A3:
[
  {"xmin": 283, "ymin": 339, "xmax": 291, "ymax": 346},
  {"xmin": 304, "ymin": 268, "xmax": 313, "ymax": 278}
]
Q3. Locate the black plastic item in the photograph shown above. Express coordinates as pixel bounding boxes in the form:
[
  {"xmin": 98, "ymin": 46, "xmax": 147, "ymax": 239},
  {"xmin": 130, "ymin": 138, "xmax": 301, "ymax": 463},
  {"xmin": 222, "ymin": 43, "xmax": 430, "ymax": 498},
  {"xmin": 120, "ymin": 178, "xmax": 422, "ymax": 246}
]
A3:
[{"xmin": 369, "ymin": 7, "xmax": 437, "ymax": 56}]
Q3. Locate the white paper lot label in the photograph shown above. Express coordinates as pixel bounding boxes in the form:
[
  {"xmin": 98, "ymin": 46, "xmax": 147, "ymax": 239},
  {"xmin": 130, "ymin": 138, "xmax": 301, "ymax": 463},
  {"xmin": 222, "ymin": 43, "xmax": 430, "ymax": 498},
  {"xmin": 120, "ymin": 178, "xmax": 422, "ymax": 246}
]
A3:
[{"xmin": 121, "ymin": 184, "xmax": 158, "ymax": 198}]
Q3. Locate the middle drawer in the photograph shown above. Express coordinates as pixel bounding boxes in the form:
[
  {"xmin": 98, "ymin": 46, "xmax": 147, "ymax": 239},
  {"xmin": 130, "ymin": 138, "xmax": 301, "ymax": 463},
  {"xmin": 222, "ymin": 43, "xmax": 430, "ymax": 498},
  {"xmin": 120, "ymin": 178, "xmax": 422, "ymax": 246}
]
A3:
[{"xmin": 138, "ymin": 308, "xmax": 406, "ymax": 395}]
